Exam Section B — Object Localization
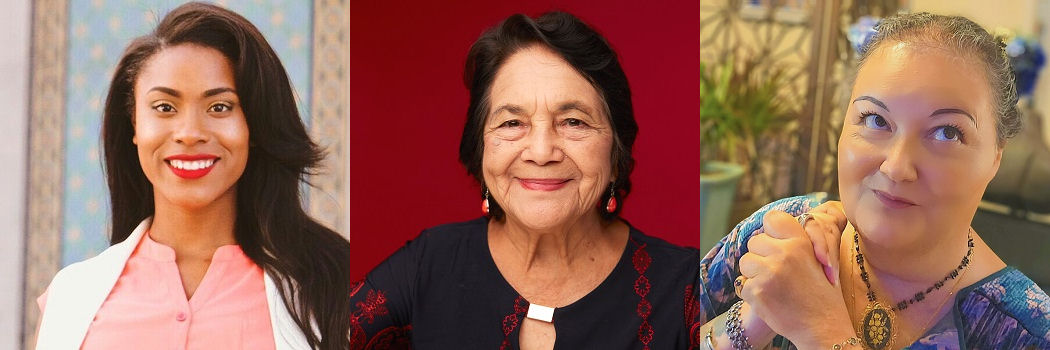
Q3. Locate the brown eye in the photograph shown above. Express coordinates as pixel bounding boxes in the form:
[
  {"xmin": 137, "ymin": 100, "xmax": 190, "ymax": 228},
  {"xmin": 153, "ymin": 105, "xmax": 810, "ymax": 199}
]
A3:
[
  {"xmin": 499, "ymin": 120, "xmax": 523, "ymax": 128},
  {"xmin": 209, "ymin": 103, "xmax": 232, "ymax": 113},
  {"xmin": 153, "ymin": 103, "xmax": 175, "ymax": 113},
  {"xmin": 565, "ymin": 118, "xmax": 585, "ymax": 127}
]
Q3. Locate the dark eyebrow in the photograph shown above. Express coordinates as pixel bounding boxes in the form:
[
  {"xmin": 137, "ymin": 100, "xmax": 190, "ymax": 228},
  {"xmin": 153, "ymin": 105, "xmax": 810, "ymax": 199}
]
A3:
[
  {"xmin": 146, "ymin": 87, "xmax": 236, "ymax": 99},
  {"xmin": 931, "ymin": 108, "xmax": 977, "ymax": 127},
  {"xmin": 853, "ymin": 96, "xmax": 889, "ymax": 111},
  {"xmin": 203, "ymin": 87, "xmax": 236, "ymax": 98},
  {"xmin": 147, "ymin": 86, "xmax": 180, "ymax": 97}
]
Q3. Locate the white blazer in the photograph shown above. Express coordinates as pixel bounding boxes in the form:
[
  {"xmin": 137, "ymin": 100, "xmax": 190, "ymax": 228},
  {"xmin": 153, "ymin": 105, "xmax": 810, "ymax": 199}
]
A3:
[{"xmin": 35, "ymin": 218, "xmax": 313, "ymax": 350}]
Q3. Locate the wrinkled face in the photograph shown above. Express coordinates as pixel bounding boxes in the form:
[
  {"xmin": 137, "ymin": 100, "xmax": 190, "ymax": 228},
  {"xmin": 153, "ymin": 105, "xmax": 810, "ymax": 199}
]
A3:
[
  {"xmin": 838, "ymin": 41, "xmax": 1002, "ymax": 247},
  {"xmin": 133, "ymin": 43, "xmax": 249, "ymax": 211},
  {"xmin": 482, "ymin": 45, "xmax": 615, "ymax": 229}
]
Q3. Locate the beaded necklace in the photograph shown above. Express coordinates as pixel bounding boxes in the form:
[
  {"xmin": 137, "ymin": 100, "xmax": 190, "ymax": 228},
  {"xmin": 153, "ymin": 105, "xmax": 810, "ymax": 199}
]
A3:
[{"xmin": 851, "ymin": 228, "xmax": 974, "ymax": 349}]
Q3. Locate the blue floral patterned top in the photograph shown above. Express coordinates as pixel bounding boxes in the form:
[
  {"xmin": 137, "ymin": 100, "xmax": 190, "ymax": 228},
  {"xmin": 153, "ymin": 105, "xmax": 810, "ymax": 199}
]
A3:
[{"xmin": 700, "ymin": 195, "xmax": 1050, "ymax": 349}]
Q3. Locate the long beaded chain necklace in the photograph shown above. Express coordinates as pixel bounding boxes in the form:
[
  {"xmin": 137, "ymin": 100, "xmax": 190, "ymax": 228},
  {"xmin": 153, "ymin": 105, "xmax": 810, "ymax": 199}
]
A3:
[{"xmin": 851, "ymin": 228, "xmax": 974, "ymax": 350}]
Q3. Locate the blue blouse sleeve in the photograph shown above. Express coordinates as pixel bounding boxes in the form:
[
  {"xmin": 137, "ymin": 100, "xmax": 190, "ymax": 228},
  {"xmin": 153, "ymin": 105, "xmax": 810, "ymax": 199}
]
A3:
[{"xmin": 956, "ymin": 267, "xmax": 1050, "ymax": 348}]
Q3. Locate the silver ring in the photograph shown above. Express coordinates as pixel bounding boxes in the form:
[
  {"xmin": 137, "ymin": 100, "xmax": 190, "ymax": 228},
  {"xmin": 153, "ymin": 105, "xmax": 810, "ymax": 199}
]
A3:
[{"xmin": 797, "ymin": 212, "xmax": 814, "ymax": 227}]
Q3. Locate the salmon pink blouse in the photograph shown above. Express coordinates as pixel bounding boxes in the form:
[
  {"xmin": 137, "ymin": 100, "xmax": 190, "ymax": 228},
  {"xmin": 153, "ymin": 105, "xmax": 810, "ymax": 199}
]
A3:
[{"xmin": 38, "ymin": 233, "xmax": 276, "ymax": 349}]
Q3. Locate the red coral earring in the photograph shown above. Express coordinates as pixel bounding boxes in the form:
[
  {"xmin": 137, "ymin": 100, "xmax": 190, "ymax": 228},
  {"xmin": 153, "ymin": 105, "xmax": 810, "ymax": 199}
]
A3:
[{"xmin": 482, "ymin": 189, "xmax": 491, "ymax": 216}]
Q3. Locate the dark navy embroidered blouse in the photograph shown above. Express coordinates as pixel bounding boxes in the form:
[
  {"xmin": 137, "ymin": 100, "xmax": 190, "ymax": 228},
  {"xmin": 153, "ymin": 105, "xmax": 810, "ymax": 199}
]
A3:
[{"xmin": 348, "ymin": 217, "xmax": 708, "ymax": 349}]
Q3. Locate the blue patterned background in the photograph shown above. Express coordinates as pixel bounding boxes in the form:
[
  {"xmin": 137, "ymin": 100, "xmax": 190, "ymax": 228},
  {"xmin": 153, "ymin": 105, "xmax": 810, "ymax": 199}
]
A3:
[{"xmin": 62, "ymin": 0, "xmax": 313, "ymax": 266}]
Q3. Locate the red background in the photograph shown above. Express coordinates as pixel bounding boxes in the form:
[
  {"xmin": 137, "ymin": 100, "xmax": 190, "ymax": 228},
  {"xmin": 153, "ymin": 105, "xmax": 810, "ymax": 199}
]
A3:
[{"xmin": 348, "ymin": 0, "xmax": 701, "ymax": 280}]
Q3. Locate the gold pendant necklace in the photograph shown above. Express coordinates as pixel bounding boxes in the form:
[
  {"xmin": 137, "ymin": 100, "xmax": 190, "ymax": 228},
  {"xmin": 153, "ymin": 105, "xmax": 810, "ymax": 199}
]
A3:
[
  {"xmin": 850, "ymin": 229, "xmax": 974, "ymax": 350},
  {"xmin": 850, "ymin": 244, "xmax": 898, "ymax": 349},
  {"xmin": 859, "ymin": 300, "xmax": 897, "ymax": 349}
]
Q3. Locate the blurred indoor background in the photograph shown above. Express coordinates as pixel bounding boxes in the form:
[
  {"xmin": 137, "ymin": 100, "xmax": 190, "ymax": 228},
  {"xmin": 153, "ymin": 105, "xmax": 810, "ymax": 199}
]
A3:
[{"xmin": 699, "ymin": 0, "xmax": 1048, "ymax": 297}]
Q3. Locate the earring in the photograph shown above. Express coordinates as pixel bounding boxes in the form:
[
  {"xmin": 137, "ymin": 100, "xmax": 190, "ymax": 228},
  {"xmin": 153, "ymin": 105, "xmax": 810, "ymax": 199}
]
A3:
[
  {"xmin": 482, "ymin": 189, "xmax": 491, "ymax": 216},
  {"xmin": 605, "ymin": 185, "xmax": 617, "ymax": 213}
]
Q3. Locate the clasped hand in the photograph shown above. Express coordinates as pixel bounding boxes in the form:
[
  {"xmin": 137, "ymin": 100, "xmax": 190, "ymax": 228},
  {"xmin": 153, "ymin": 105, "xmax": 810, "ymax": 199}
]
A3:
[{"xmin": 737, "ymin": 201, "xmax": 857, "ymax": 349}]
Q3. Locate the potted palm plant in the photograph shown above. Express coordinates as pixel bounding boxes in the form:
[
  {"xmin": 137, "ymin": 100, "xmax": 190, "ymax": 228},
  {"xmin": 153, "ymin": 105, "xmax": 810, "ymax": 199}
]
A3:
[{"xmin": 699, "ymin": 56, "xmax": 796, "ymax": 253}]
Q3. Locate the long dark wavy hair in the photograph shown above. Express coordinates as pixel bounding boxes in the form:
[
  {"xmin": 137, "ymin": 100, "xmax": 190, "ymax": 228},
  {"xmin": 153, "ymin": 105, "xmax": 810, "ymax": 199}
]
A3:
[
  {"xmin": 459, "ymin": 12, "xmax": 639, "ymax": 220},
  {"xmin": 101, "ymin": 2, "xmax": 351, "ymax": 348}
]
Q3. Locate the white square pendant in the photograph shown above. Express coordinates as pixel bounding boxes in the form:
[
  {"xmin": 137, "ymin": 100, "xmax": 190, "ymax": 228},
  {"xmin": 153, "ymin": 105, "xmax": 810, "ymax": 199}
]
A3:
[{"xmin": 526, "ymin": 303, "xmax": 555, "ymax": 323}]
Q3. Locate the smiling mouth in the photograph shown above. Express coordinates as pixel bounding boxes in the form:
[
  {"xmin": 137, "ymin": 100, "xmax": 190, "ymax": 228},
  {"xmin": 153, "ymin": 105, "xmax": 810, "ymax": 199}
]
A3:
[
  {"xmin": 165, "ymin": 156, "xmax": 219, "ymax": 179},
  {"xmin": 518, "ymin": 178, "xmax": 571, "ymax": 191}
]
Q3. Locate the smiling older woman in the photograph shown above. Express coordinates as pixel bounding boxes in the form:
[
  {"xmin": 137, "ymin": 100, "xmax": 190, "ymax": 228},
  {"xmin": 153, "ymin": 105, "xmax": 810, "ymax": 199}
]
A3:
[
  {"xmin": 347, "ymin": 12, "xmax": 709, "ymax": 349},
  {"xmin": 692, "ymin": 13, "xmax": 1050, "ymax": 350}
]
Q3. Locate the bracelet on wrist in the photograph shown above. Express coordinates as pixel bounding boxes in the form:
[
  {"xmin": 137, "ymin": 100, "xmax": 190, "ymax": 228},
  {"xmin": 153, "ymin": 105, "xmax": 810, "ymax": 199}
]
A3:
[
  {"xmin": 831, "ymin": 336, "xmax": 860, "ymax": 349},
  {"xmin": 725, "ymin": 300, "xmax": 754, "ymax": 350},
  {"xmin": 705, "ymin": 328, "xmax": 716, "ymax": 350}
]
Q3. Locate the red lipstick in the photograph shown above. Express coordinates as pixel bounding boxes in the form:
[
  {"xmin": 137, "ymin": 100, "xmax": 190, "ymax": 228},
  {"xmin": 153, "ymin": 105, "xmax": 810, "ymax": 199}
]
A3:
[{"xmin": 165, "ymin": 154, "xmax": 219, "ymax": 179}]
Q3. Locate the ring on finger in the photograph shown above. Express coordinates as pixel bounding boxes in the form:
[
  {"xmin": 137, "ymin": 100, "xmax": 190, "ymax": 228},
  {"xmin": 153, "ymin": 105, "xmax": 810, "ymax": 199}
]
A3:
[
  {"xmin": 734, "ymin": 275, "xmax": 747, "ymax": 295},
  {"xmin": 796, "ymin": 212, "xmax": 814, "ymax": 228}
]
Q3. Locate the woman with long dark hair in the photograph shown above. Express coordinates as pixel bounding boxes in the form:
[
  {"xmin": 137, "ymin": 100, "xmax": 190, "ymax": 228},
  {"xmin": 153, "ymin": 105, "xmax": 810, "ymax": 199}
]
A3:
[{"xmin": 35, "ymin": 3, "xmax": 352, "ymax": 349}]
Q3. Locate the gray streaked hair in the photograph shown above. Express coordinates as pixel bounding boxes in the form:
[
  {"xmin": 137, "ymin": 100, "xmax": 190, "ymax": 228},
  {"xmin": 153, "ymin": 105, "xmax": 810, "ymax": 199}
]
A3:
[{"xmin": 857, "ymin": 12, "xmax": 1021, "ymax": 146}]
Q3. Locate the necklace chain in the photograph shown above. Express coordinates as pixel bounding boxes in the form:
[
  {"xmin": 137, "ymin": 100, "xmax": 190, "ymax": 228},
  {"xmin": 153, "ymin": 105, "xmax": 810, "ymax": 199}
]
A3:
[
  {"xmin": 848, "ymin": 228, "xmax": 975, "ymax": 349},
  {"xmin": 854, "ymin": 228, "xmax": 974, "ymax": 312}
]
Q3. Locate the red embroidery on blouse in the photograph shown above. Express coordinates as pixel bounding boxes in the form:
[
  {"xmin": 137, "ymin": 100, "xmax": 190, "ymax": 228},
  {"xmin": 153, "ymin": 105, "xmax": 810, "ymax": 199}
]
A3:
[
  {"xmin": 635, "ymin": 275, "xmax": 651, "ymax": 298},
  {"xmin": 350, "ymin": 288, "xmax": 393, "ymax": 348},
  {"xmin": 358, "ymin": 290, "xmax": 389, "ymax": 323},
  {"xmin": 632, "ymin": 242, "xmax": 652, "ymax": 273},
  {"xmin": 639, "ymin": 320, "xmax": 654, "ymax": 345},
  {"xmin": 350, "ymin": 280, "xmax": 365, "ymax": 297},
  {"xmin": 364, "ymin": 325, "xmax": 412, "ymax": 350},
  {"xmin": 683, "ymin": 285, "xmax": 701, "ymax": 324},
  {"xmin": 638, "ymin": 299, "xmax": 654, "ymax": 318},
  {"xmin": 500, "ymin": 296, "xmax": 528, "ymax": 350},
  {"xmin": 631, "ymin": 238, "xmax": 653, "ymax": 350},
  {"xmin": 684, "ymin": 285, "xmax": 705, "ymax": 347}
]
